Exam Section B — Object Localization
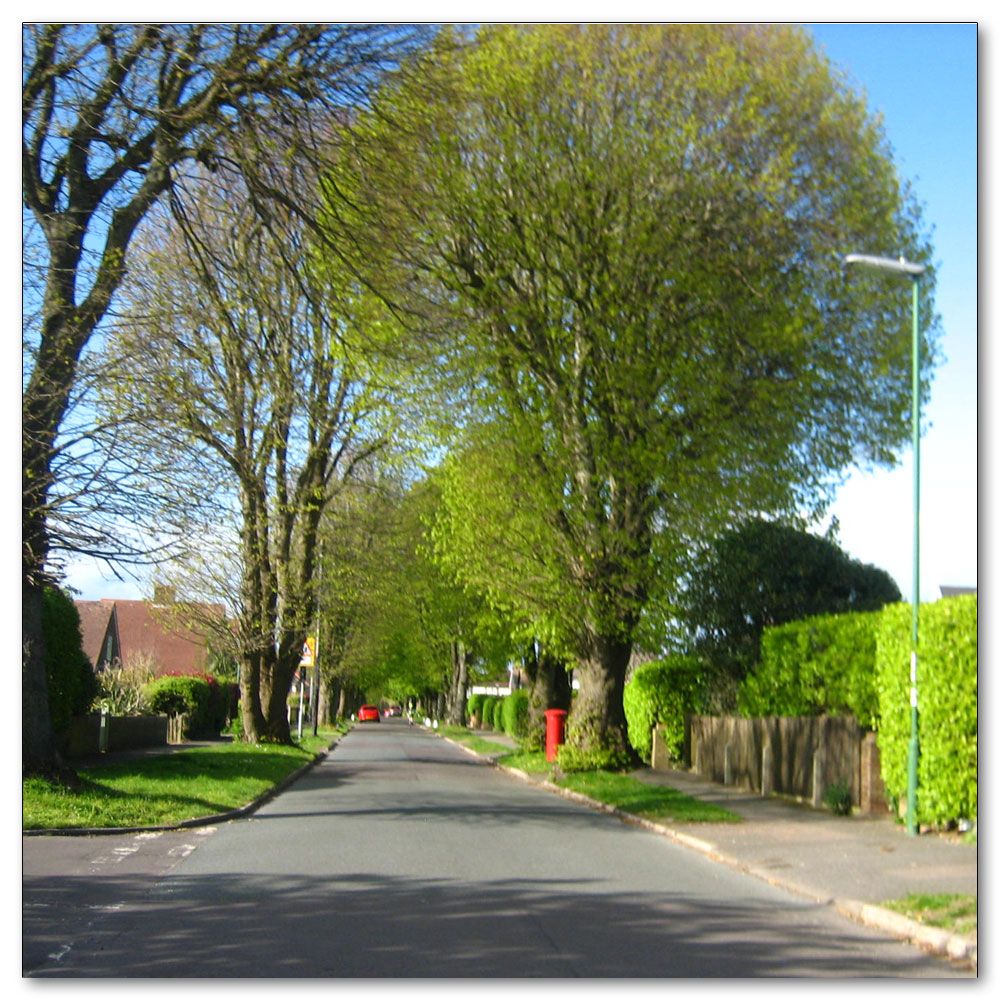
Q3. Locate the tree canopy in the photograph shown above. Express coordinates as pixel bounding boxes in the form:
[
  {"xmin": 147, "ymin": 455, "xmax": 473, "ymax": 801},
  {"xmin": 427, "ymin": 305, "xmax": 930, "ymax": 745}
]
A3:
[
  {"xmin": 332, "ymin": 24, "xmax": 936, "ymax": 759},
  {"xmin": 671, "ymin": 518, "xmax": 903, "ymax": 702}
]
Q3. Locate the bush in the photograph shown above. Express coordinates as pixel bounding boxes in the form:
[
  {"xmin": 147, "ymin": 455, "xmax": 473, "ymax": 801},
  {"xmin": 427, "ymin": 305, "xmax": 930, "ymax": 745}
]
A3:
[
  {"xmin": 480, "ymin": 696, "xmax": 497, "ymax": 730},
  {"xmin": 466, "ymin": 693, "xmax": 485, "ymax": 725},
  {"xmin": 739, "ymin": 610, "xmax": 882, "ymax": 728},
  {"xmin": 501, "ymin": 689, "xmax": 530, "ymax": 740},
  {"xmin": 41, "ymin": 586, "xmax": 99, "ymax": 735},
  {"xmin": 143, "ymin": 674, "xmax": 226, "ymax": 737},
  {"xmin": 555, "ymin": 742, "xmax": 633, "ymax": 774},
  {"xmin": 876, "ymin": 595, "xmax": 977, "ymax": 827},
  {"xmin": 490, "ymin": 696, "xmax": 505, "ymax": 731},
  {"xmin": 623, "ymin": 656, "xmax": 706, "ymax": 763},
  {"xmin": 95, "ymin": 659, "xmax": 156, "ymax": 715}
]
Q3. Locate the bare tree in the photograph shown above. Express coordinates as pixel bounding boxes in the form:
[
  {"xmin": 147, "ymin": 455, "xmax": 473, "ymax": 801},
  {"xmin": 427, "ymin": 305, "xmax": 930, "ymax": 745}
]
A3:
[{"xmin": 22, "ymin": 23, "xmax": 429, "ymax": 774}]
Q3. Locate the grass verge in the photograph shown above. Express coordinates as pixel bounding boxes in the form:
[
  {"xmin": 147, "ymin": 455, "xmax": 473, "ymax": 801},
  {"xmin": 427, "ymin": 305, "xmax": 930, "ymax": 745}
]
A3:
[
  {"xmin": 556, "ymin": 769, "xmax": 742, "ymax": 824},
  {"xmin": 881, "ymin": 893, "xmax": 977, "ymax": 937},
  {"xmin": 23, "ymin": 727, "xmax": 344, "ymax": 831},
  {"xmin": 496, "ymin": 748, "xmax": 741, "ymax": 823},
  {"xmin": 437, "ymin": 724, "xmax": 513, "ymax": 756}
]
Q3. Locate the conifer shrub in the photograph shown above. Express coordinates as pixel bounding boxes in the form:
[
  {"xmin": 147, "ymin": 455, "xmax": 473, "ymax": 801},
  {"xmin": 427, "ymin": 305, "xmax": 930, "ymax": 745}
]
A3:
[
  {"xmin": 480, "ymin": 696, "xmax": 497, "ymax": 730},
  {"xmin": 501, "ymin": 688, "xmax": 530, "ymax": 739},
  {"xmin": 491, "ymin": 696, "xmax": 505, "ymax": 731},
  {"xmin": 466, "ymin": 693, "xmax": 485, "ymax": 726},
  {"xmin": 42, "ymin": 586, "xmax": 99, "ymax": 736}
]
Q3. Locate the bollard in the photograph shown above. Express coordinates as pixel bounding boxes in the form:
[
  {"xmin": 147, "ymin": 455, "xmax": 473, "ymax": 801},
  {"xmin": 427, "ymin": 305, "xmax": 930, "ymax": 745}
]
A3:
[
  {"xmin": 812, "ymin": 750, "xmax": 825, "ymax": 809},
  {"xmin": 545, "ymin": 709, "xmax": 568, "ymax": 762},
  {"xmin": 99, "ymin": 705, "xmax": 109, "ymax": 753},
  {"xmin": 761, "ymin": 744, "xmax": 773, "ymax": 797}
]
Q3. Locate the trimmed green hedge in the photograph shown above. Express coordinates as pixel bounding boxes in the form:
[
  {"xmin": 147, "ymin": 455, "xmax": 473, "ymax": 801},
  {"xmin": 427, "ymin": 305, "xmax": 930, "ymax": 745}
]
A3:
[
  {"xmin": 876, "ymin": 596, "xmax": 977, "ymax": 826},
  {"xmin": 501, "ymin": 689, "xmax": 530, "ymax": 739},
  {"xmin": 490, "ymin": 696, "xmax": 505, "ymax": 731},
  {"xmin": 623, "ymin": 656, "xmax": 706, "ymax": 763},
  {"xmin": 480, "ymin": 696, "xmax": 497, "ymax": 730},
  {"xmin": 739, "ymin": 610, "xmax": 882, "ymax": 728},
  {"xmin": 467, "ymin": 693, "xmax": 486, "ymax": 724}
]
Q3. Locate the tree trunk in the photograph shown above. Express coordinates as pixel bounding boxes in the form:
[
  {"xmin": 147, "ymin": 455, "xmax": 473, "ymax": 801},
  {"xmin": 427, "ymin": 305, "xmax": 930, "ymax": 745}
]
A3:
[
  {"xmin": 565, "ymin": 629, "xmax": 637, "ymax": 767},
  {"xmin": 524, "ymin": 645, "xmax": 572, "ymax": 750},
  {"xmin": 239, "ymin": 650, "xmax": 268, "ymax": 742},
  {"xmin": 445, "ymin": 640, "xmax": 468, "ymax": 725}
]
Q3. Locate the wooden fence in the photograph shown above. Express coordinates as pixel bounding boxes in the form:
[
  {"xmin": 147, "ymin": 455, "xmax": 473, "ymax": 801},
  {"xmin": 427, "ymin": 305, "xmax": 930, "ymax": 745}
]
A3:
[{"xmin": 651, "ymin": 714, "xmax": 888, "ymax": 814}]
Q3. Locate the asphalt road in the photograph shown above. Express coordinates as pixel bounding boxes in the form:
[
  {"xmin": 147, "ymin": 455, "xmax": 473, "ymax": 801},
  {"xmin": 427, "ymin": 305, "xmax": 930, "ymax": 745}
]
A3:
[{"xmin": 23, "ymin": 720, "xmax": 971, "ymax": 977}]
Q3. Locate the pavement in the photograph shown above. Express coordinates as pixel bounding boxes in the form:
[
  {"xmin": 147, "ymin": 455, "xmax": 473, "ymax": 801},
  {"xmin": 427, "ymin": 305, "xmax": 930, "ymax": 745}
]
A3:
[
  {"xmin": 458, "ymin": 729, "xmax": 979, "ymax": 972},
  {"xmin": 29, "ymin": 725, "xmax": 978, "ymax": 971}
]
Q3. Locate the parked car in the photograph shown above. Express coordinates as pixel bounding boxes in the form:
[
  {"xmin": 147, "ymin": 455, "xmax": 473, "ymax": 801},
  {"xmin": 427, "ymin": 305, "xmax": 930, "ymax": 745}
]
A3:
[{"xmin": 357, "ymin": 704, "xmax": 380, "ymax": 723}]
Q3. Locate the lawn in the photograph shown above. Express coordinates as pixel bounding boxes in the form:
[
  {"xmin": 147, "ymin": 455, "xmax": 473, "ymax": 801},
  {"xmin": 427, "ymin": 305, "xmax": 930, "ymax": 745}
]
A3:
[{"xmin": 23, "ymin": 728, "xmax": 343, "ymax": 831}]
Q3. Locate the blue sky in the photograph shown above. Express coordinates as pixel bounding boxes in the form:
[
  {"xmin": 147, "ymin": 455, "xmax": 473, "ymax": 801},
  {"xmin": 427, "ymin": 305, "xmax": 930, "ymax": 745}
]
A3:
[
  {"xmin": 58, "ymin": 20, "xmax": 981, "ymax": 603},
  {"xmin": 804, "ymin": 23, "xmax": 979, "ymax": 601}
]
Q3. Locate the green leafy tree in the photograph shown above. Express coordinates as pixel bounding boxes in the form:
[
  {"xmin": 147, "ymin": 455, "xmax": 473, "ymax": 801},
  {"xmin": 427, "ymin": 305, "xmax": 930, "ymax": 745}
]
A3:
[
  {"xmin": 673, "ymin": 519, "xmax": 902, "ymax": 704},
  {"xmin": 332, "ymin": 24, "xmax": 936, "ymax": 761}
]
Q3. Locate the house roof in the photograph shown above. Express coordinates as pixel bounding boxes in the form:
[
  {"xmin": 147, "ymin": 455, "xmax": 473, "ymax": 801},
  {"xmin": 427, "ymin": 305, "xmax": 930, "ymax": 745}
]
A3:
[
  {"xmin": 73, "ymin": 598, "xmax": 225, "ymax": 675},
  {"xmin": 74, "ymin": 599, "xmax": 117, "ymax": 668}
]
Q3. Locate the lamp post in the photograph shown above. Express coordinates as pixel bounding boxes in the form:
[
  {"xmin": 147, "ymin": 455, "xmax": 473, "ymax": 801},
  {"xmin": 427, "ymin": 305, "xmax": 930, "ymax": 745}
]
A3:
[{"xmin": 844, "ymin": 253, "xmax": 925, "ymax": 835}]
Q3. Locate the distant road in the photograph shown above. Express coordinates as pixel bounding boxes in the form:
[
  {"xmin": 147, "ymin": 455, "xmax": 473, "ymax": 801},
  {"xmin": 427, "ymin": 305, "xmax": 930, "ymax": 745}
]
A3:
[{"xmin": 24, "ymin": 720, "xmax": 969, "ymax": 977}]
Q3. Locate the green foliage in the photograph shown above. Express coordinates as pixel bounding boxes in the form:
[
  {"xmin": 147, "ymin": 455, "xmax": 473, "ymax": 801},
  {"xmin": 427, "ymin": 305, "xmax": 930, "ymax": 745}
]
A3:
[
  {"xmin": 95, "ymin": 661, "xmax": 156, "ymax": 716},
  {"xmin": 491, "ymin": 696, "xmax": 506, "ymax": 731},
  {"xmin": 623, "ymin": 657, "xmax": 706, "ymax": 763},
  {"xmin": 142, "ymin": 674, "xmax": 231, "ymax": 737},
  {"xmin": 501, "ymin": 688, "xmax": 530, "ymax": 739},
  {"xmin": 466, "ymin": 693, "xmax": 486, "ymax": 723},
  {"xmin": 480, "ymin": 696, "xmax": 497, "ymax": 730},
  {"xmin": 739, "ymin": 610, "xmax": 882, "ymax": 727},
  {"xmin": 337, "ymin": 23, "xmax": 934, "ymax": 760},
  {"xmin": 41, "ymin": 586, "xmax": 98, "ymax": 735},
  {"xmin": 555, "ymin": 742, "xmax": 634, "ymax": 774},
  {"xmin": 876, "ymin": 596, "xmax": 977, "ymax": 827},
  {"xmin": 673, "ymin": 520, "xmax": 902, "ymax": 695},
  {"xmin": 823, "ymin": 780, "xmax": 853, "ymax": 816}
]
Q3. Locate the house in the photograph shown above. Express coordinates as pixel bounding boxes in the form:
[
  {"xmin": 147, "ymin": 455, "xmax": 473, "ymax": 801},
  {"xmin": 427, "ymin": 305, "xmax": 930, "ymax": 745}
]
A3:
[{"xmin": 75, "ymin": 588, "xmax": 226, "ymax": 676}]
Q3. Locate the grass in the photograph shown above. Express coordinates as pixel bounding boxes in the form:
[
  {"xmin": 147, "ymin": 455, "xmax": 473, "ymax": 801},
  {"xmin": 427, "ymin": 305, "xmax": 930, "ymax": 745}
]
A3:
[
  {"xmin": 437, "ymin": 724, "xmax": 514, "ymax": 757},
  {"xmin": 556, "ymin": 768, "xmax": 742, "ymax": 824},
  {"xmin": 23, "ymin": 727, "xmax": 344, "ymax": 831},
  {"xmin": 496, "ymin": 748, "xmax": 741, "ymax": 823},
  {"xmin": 882, "ymin": 893, "xmax": 978, "ymax": 937}
]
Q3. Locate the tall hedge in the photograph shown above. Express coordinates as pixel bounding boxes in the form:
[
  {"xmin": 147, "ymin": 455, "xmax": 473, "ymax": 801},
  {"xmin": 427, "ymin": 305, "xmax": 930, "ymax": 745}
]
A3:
[
  {"xmin": 480, "ymin": 696, "xmax": 497, "ymax": 730},
  {"xmin": 467, "ymin": 693, "xmax": 486, "ymax": 724},
  {"xmin": 501, "ymin": 689, "xmax": 530, "ymax": 740},
  {"xmin": 623, "ymin": 656, "xmax": 706, "ymax": 763},
  {"xmin": 876, "ymin": 595, "xmax": 977, "ymax": 826},
  {"xmin": 739, "ymin": 610, "xmax": 881, "ymax": 727},
  {"xmin": 41, "ymin": 586, "xmax": 99, "ymax": 736}
]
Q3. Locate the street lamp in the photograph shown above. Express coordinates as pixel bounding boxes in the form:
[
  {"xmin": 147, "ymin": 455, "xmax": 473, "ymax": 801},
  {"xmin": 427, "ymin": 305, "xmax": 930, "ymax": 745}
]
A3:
[{"xmin": 844, "ymin": 253, "xmax": 926, "ymax": 836}]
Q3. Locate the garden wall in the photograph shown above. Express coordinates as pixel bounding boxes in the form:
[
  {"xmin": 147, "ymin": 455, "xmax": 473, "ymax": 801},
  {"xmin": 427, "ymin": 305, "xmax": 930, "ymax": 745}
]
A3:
[{"xmin": 64, "ymin": 713, "xmax": 173, "ymax": 758}]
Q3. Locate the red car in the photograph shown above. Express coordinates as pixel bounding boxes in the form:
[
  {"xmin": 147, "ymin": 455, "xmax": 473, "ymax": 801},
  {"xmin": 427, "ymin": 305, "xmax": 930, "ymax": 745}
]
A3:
[{"xmin": 357, "ymin": 704, "xmax": 380, "ymax": 723}]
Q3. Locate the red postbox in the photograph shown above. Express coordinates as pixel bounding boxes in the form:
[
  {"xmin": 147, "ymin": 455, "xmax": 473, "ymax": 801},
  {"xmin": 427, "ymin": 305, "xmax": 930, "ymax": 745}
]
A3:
[{"xmin": 544, "ymin": 708, "xmax": 568, "ymax": 762}]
